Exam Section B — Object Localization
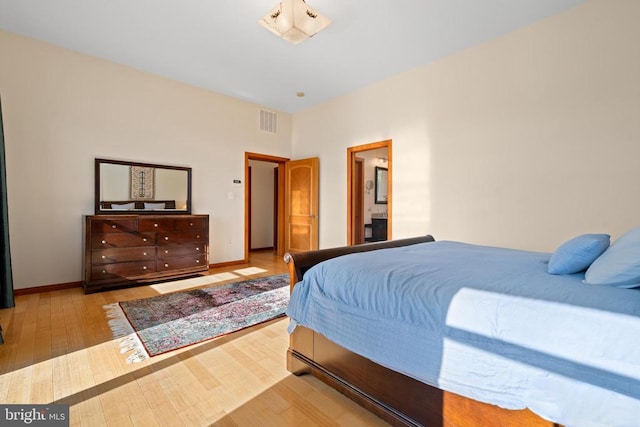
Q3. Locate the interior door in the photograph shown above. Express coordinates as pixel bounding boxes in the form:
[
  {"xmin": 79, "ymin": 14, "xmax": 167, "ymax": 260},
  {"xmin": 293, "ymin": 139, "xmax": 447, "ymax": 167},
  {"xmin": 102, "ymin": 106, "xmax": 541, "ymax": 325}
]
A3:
[{"xmin": 285, "ymin": 157, "xmax": 319, "ymax": 253}]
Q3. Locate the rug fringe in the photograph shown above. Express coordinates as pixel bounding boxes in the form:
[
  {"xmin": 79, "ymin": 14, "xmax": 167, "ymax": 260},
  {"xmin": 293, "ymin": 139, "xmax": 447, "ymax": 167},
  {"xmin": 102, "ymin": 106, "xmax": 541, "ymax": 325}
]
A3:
[{"xmin": 103, "ymin": 303, "xmax": 149, "ymax": 363}]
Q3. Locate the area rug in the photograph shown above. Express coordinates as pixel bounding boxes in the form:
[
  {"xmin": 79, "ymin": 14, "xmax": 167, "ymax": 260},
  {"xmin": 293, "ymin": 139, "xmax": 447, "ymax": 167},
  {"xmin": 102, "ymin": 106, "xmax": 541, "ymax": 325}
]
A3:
[{"xmin": 104, "ymin": 274, "xmax": 289, "ymax": 363}]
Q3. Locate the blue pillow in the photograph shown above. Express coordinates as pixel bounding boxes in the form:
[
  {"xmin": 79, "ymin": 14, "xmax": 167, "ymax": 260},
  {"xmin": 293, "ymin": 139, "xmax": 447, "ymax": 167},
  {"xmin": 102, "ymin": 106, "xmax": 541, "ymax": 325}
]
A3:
[
  {"xmin": 584, "ymin": 227, "xmax": 640, "ymax": 288},
  {"xmin": 548, "ymin": 234, "xmax": 610, "ymax": 275}
]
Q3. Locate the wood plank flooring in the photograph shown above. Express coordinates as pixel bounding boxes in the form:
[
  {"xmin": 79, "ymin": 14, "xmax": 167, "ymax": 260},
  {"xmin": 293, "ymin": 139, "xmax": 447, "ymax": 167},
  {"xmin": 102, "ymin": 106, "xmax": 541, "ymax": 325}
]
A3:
[{"xmin": 0, "ymin": 250, "xmax": 388, "ymax": 426}]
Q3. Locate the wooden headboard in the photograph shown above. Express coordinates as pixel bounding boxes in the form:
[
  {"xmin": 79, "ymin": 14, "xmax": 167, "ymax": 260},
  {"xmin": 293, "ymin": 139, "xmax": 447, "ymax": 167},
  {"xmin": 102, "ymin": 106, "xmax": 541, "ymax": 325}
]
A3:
[{"xmin": 284, "ymin": 235, "xmax": 435, "ymax": 290}]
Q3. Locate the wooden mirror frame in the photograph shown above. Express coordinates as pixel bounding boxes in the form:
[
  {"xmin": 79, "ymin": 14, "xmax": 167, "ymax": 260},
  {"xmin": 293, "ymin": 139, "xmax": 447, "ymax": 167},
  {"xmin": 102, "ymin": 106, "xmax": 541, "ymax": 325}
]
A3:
[{"xmin": 94, "ymin": 158, "xmax": 192, "ymax": 215}]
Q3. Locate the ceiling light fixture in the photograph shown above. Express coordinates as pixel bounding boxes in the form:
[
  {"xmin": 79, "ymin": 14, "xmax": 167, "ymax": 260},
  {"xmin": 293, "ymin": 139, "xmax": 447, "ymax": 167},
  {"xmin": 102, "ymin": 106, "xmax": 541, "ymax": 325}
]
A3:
[{"xmin": 259, "ymin": 0, "xmax": 331, "ymax": 45}]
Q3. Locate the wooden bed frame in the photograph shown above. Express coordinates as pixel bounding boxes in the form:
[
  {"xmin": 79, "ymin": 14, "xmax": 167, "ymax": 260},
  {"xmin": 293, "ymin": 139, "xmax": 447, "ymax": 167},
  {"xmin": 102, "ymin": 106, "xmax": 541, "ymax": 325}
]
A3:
[{"xmin": 284, "ymin": 236, "xmax": 561, "ymax": 427}]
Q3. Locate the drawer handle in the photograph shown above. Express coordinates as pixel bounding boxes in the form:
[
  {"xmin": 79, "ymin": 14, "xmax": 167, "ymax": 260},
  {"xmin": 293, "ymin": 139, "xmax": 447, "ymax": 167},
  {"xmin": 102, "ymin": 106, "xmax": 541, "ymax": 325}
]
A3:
[
  {"xmin": 143, "ymin": 252, "xmax": 147, "ymax": 256},
  {"xmin": 101, "ymin": 255, "xmax": 106, "ymax": 259},
  {"xmin": 196, "ymin": 235, "xmax": 200, "ymax": 239},
  {"xmin": 142, "ymin": 266, "xmax": 147, "ymax": 270},
  {"xmin": 196, "ymin": 247, "xmax": 200, "ymax": 251},
  {"xmin": 164, "ymin": 263, "xmax": 169, "ymax": 268},
  {"xmin": 101, "ymin": 270, "xmax": 106, "ymax": 274},
  {"xmin": 195, "ymin": 260, "xmax": 200, "ymax": 263},
  {"xmin": 165, "ymin": 236, "xmax": 169, "ymax": 241},
  {"xmin": 143, "ymin": 238, "xmax": 147, "ymax": 242},
  {"xmin": 154, "ymin": 223, "xmax": 158, "ymax": 227},
  {"xmin": 101, "ymin": 240, "xmax": 106, "ymax": 245},
  {"xmin": 165, "ymin": 250, "xmax": 169, "ymax": 254},
  {"xmin": 111, "ymin": 225, "xmax": 117, "ymax": 229},
  {"xmin": 190, "ymin": 222, "xmax": 194, "ymax": 226}
]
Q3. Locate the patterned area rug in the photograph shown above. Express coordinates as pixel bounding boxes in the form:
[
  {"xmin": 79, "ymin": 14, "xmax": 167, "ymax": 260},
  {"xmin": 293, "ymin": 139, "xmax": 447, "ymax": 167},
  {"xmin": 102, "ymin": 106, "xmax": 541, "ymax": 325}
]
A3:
[{"xmin": 104, "ymin": 274, "xmax": 289, "ymax": 362}]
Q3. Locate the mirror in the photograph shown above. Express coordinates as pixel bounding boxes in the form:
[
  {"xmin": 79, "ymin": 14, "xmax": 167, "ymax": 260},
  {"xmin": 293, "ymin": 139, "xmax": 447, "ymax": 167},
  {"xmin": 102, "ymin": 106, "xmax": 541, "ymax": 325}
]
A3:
[
  {"xmin": 375, "ymin": 166, "xmax": 388, "ymax": 204},
  {"xmin": 95, "ymin": 158, "xmax": 192, "ymax": 215}
]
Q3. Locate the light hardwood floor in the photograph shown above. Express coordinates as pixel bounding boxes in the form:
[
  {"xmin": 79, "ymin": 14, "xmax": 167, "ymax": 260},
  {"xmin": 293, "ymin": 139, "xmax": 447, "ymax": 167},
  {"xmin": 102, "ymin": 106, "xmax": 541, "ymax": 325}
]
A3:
[{"xmin": 0, "ymin": 250, "xmax": 388, "ymax": 426}]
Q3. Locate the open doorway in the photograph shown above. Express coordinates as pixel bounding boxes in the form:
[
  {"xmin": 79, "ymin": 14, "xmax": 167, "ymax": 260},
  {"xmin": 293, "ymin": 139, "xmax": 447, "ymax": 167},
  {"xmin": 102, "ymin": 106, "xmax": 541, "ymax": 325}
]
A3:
[
  {"xmin": 244, "ymin": 152, "xmax": 320, "ymax": 261},
  {"xmin": 245, "ymin": 153, "xmax": 288, "ymax": 262},
  {"xmin": 248, "ymin": 159, "xmax": 279, "ymax": 252},
  {"xmin": 347, "ymin": 140, "xmax": 392, "ymax": 245}
]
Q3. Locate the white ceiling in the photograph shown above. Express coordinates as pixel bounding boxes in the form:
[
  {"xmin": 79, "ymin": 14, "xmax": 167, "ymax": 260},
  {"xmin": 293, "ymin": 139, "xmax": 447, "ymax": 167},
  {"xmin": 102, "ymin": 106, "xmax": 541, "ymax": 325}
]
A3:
[{"xmin": 0, "ymin": 0, "xmax": 588, "ymax": 113}]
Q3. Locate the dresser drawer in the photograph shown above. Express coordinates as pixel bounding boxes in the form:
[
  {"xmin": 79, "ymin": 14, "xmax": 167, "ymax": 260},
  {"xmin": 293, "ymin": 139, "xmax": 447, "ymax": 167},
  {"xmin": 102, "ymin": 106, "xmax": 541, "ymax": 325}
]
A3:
[
  {"xmin": 156, "ymin": 243, "xmax": 206, "ymax": 259},
  {"xmin": 90, "ymin": 219, "xmax": 137, "ymax": 234},
  {"xmin": 84, "ymin": 214, "xmax": 209, "ymax": 293},
  {"xmin": 91, "ymin": 260, "xmax": 157, "ymax": 280},
  {"xmin": 156, "ymin": 254, "xmax": 208, "ymax": 271},
  {"xmin": 174, "ymin": 217, "xmax": 208, "ymax": 231},
  {"xmin": 92, "ymin": 247, "xmax": 156, "ymax": 265},
  {"xmin": 91, "ymin": 233, "xmax": 156, "ymax": 249},
  {"xmin": 156, "ymin": 230, "xmax": 206, "ymax": 245},
  {"xmin": 138, "ymin": 218, "xmax": 174, "ymax": 233}
]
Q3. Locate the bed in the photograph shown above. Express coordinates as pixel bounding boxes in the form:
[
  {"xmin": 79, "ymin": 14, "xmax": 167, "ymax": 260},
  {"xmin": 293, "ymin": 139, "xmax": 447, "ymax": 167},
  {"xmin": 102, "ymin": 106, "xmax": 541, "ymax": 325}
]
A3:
[{"xmin": 284, "ymin": 234, "xmax": 640, "ymax": 427}]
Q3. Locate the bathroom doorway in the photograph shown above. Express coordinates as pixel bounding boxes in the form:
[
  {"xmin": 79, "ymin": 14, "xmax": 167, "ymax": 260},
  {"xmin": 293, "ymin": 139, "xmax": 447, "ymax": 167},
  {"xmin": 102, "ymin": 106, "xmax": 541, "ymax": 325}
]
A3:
[{"xmin": 347, "ymin": 140, "xmax": 392, "ymax": 245}]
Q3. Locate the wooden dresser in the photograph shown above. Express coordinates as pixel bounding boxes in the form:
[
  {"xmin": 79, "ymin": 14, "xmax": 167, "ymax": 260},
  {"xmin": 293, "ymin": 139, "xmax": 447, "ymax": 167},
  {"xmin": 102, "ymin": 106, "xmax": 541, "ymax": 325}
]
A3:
[{"xmin": 84, "ymin": 214, "xmax": 209, "ymax": 293}]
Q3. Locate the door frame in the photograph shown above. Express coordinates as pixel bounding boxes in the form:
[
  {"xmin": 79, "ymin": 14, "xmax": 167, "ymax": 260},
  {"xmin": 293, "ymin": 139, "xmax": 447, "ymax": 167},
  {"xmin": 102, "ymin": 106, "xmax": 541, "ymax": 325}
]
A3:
[
  {"xmin": 244, "ymin": 152, "xmax": 289, "ymax": 262},
  {"xmin": 347, "ymin": 140, "xmax": 392, "ymax": 245},
  {"xmin": 353, "ymin": 157, "xmax": 365, "ymax": 244}
]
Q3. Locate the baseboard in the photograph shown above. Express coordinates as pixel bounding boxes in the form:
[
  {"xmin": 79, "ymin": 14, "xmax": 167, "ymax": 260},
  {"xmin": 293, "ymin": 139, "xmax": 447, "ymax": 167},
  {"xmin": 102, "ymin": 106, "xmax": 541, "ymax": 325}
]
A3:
[
  {"xmin": 14, "ymin": 259, "xmax": 250, "ymax": 295},
  {"xmin": 14, "ymin": 281, "xmax": 83, "ymax": 296},
  {"xmin": 209, "ymin": 259, "xmax": 245, "ymax": 269}
]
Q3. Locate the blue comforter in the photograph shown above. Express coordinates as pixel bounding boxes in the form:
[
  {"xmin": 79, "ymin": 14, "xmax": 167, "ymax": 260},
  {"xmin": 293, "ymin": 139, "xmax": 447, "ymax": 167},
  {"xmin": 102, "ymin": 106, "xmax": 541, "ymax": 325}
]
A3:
[{"xmin": 287, "ymin": 241, "xmax": 640, "ymax": 427}]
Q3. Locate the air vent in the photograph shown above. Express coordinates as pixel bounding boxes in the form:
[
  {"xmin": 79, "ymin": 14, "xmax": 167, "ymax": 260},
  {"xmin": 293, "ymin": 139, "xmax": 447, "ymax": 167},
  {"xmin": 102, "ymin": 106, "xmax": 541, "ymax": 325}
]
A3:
[{"xmin": 260, "ymin": 109, "xmax": 277, "ymax": 133}]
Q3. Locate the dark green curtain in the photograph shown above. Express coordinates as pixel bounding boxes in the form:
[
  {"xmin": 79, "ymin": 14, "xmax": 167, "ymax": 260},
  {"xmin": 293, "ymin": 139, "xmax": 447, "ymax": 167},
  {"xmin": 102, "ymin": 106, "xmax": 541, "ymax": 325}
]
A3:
[{"xmin": 0, "ymin": 95, "xmax": 14, "ymax": 309}]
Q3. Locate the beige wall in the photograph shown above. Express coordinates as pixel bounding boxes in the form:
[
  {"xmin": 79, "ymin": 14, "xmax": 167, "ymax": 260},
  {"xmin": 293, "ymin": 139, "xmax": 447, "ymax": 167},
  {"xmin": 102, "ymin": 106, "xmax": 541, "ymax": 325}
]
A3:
[
  {"xmin": 0, "ymin": 30, "xmax": 292, "ymax": 289},
  {"xmin": 292, "ymin": 0, "xmax": 640, "ymax": 252},
  {"xmin": 2, "ymin": 0, "xmax": 639, "ymax": 290}
]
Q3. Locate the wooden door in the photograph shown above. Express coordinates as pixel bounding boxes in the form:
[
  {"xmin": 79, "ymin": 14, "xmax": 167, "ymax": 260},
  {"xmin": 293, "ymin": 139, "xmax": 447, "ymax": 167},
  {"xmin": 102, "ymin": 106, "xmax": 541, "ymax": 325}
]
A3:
[{"xmin": 285, "ymin": 157, "xmax": 319, "ymax": 253}]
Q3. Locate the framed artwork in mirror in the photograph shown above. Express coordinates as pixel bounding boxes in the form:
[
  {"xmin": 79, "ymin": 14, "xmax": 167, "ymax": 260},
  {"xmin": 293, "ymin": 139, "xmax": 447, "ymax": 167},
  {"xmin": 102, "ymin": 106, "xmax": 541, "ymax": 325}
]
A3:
[{"xmin": 130, "ymin": 166, "xmax": 155, "ymax": 199}]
